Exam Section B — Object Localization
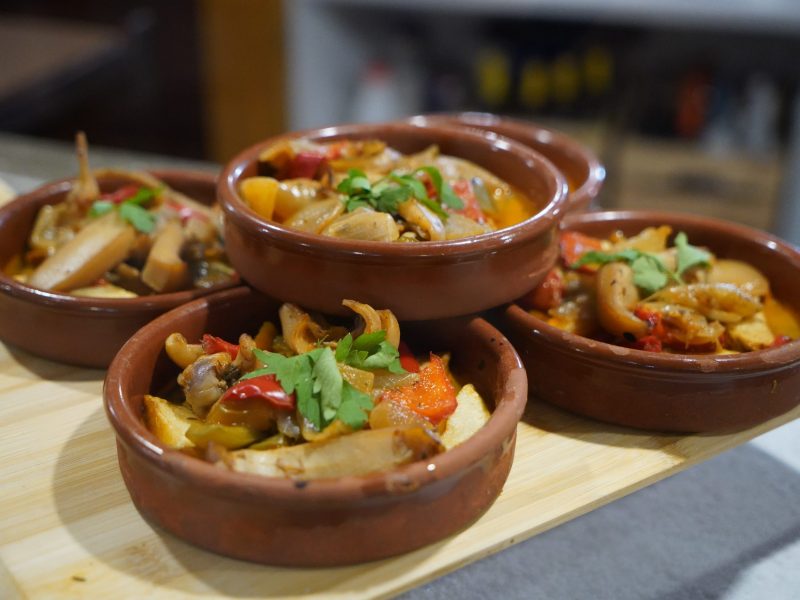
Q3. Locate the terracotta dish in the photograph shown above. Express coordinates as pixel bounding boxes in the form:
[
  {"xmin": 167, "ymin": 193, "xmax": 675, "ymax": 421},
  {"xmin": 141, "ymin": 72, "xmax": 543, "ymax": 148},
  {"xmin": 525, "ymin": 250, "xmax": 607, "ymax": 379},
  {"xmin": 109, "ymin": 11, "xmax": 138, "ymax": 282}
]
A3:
[
  {"xmin": 500, "ymin": 210, "xmax": 800, "ymax": 433},
  {"xmin": 0, "ymin": 170, "xmax": 238, "ymax": 368},
  {"xmin": 104, "ymin": 286, "xmax": 527, "ymax": 566},
  {"xmin": 219, "ymin": 122, "xmax": 568, "ymax": 320},
  {"xmin": 410, "ymin": 112, "xmax": 605, "ymax": 212}
]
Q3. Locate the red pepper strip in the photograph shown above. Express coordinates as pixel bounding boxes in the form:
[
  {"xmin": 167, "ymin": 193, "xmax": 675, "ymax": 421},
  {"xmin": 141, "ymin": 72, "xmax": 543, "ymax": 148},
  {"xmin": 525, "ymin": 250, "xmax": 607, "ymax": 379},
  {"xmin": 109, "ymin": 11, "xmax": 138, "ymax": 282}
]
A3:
[
  {"xmin": 518, "ymin": 267, "xmax": 564, "ymax": 311},
  {"xmin": 451, "ymin": 179, "xmax": 487, "ymax": 224},
  {"xmin": 219, "ymin": 374, "xmax": 295, "ymax": 410},
  {"xmin": 99, "ymin": 185, "xmax": 140, "ymax": 204},
  {"xmin": 633, "ymin": 335, "xmax": 663, "ymax": 353},
  {"xmin": 285, "ymin": 152, "xmax": 327, "ymax": 179},
  {"xmin": 166, "ymin": 199, "xmax": 210, "ymax": 223},
  {"xmin": 201, "ymin": 334, "xmax": 239, "ymax": 359},
  {"xmin": 633, "ymin": 307, "xmax": 668, "ymax": 340},
  {"xmin": 398, "ymin": 341, "xmax": 420, "ymax": 373},
  {"xmin": 381, "ymin": 353, "xmax": 456, "ymax": 425},
  {"xmin": 560, "ymin": 231, "xmax": 604, "ymax": 272},
  {"xmin": 771, "ymin": 335, "xmax": 793, "ymax": 348}
]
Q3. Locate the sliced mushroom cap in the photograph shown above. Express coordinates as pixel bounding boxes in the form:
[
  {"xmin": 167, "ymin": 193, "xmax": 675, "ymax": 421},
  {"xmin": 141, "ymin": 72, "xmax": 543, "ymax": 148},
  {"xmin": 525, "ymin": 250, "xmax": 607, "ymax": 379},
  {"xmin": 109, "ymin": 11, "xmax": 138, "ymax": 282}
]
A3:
[
  {"xmin": 321, "ymin": 208, "xmax": 400, "ymax": 242},
  {"xmin": 279, "ymin": 303, "xmax": 325, "ymax": 354},
  {"xmin": 596, "ymin": 262, "xmax": 649, "ymax": 339},
  {"xmin": 396, "ymin": 199, "xmax": 445, "ymax": 241},
  {"xmin": 284, "ymin": 198, "xmax": 344, "ymax": 234}
]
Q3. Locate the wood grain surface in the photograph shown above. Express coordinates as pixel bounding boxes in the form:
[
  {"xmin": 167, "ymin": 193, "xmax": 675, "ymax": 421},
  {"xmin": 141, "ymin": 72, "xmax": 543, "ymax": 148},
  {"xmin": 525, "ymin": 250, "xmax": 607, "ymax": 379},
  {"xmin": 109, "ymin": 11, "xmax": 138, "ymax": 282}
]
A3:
[{"xmin": 1, "ymin": 339, "xmax": 797, "ymax": 600}]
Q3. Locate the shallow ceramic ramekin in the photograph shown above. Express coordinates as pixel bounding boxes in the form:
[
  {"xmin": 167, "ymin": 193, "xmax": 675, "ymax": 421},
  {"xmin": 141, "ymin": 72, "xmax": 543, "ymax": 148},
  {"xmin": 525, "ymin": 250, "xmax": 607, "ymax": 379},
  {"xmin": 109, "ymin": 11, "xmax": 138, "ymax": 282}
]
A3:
[
  {"xmin": 219, "ymin": 121, "xmax": 568, "ymax": 320},
  {"xmin": 104, "ymin": 286, "xmax": 527, "ymax": 566},
  {"xmin": 0, "ymin": 170, "xmax": 239, "ymax": 368},
  {"xmin": 409, "ymin": 112, "xmax": 605, "ymax": 213},
  {"xmin": 500, "ymin": 210, "xmax": 800, "ymax": 433}
]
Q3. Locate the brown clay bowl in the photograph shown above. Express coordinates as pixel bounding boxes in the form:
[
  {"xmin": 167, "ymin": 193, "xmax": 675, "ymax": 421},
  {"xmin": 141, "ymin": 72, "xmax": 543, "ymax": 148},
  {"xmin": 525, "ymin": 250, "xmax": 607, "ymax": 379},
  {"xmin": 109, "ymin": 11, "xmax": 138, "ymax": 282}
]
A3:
[
  {"xmin": 499, "ymin": 210, "xmax": 800, "ymax": 433},
  {"xmin": 104, "ymin": 286, "xmax": 527, "ymax": 566},
  {"xmin": 219, "ymin": 121, "xmax": 568, "ymax": 320},
  {"xmin": 409, "ymin": 112, "xmax": 605, "ymax": 213},
  {"xmin": 0, "ymin": 170, "xmax": 239, "ymax": 368}
]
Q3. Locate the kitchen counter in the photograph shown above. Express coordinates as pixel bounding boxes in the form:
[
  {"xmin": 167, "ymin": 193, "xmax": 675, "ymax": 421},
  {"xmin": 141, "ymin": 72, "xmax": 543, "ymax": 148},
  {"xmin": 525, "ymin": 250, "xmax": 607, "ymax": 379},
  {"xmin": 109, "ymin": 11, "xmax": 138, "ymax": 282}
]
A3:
[{"xmin": 1, "ymin": 133, "xmax": 798, "ymax": 600}]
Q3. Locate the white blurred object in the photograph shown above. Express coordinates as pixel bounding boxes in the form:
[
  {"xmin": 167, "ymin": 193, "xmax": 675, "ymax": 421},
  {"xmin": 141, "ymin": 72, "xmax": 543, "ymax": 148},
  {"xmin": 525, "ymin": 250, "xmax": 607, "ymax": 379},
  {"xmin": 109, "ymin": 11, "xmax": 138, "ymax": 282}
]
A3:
[
  {"xmin": 0, "ymin": 177, "xmax": 15, "ymax": 206},
  {"xmin": 740, "ymin": 74, "xmax": 779, "ymax": 158},
  {"xmin": 349, "ymin": 61, "xmax": 411, "ymax": 123}
]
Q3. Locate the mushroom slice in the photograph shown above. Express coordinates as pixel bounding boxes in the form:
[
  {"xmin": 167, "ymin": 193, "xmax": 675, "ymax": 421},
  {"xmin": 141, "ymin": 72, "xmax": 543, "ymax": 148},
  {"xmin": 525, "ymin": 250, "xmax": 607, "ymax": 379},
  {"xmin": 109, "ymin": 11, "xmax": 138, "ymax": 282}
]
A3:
[
  {"xmin": 342, "ymin": 299, "xmax": 382, "ymax": 335},
  {"xmin": 595, "ymin": 262, "xmax": 649, "ymax": 339},
  {"xmin": 397, "ymin": 199, "xmax": 445, "ymax": 241},
  {"xmin": 284, "ymin": 198, "xmax": 344, "ymax": 234},
  {"xmin": 165, "ymin": 332, "xmax": 204, "ymax": 369},
  {"xmin": 279, "ymin": 303, "xmax": 326, "ymax": 354},
  {"xmin": 321, "ymin": 209, "xmax": 400, "ymax": 242},
  {"xmin": 142, "ymin": 220, "xmax": 189, "ymax": 293},
  {"xmin": 65, "ymin": 131, "xmax": 100, "ymax": 209},
  {"xmin": 178, "ymin": 352, "xmax": 232, "ymax": 416}
]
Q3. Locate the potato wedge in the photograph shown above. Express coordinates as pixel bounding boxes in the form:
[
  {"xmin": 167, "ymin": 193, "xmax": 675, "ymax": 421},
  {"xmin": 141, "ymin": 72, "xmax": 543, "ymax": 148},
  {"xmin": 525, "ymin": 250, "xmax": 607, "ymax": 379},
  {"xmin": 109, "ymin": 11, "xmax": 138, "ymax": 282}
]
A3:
[
  {"xmin": 143, "ymin": 394, "xmax": 199, "ymax": 449},
  {"xmin": 225, "ymin": 426, "xmax": 442, "ymax": 479},
  {"xmin": 440, "ymin": 384, "xmax": 491, "ymax": 450},
  {"xmin": 28, "ymin": 212, "xmax": 135, "ymax": 292},
  {"xmin": 142, "ymin": 220, "xmax": 188, "ymax": 292}
]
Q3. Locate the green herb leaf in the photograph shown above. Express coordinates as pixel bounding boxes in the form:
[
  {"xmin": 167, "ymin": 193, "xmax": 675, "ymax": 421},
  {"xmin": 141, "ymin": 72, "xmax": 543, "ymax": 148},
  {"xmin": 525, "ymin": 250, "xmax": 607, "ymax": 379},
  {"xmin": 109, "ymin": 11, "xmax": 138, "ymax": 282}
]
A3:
[
  {"xmin": 631, "ymin": 255, "xmax": 670, "ymax": 295},
  {"xmin": 337, "ymin": 330, "xmax": 405, "ymax": 373},
  {"xmin": 312, "ymin": 347, "xmax": 343, "ymax": 422},
  {"xmin": 126, "ymin": 187, "xmax": 159, "ymax": 206},
  {"xmin": 571, "ymin": 248, "xmax": 677, "ymax": 295},
  {"xmin": 119, "ymin": 202, "xmax": 156, "ymax": 233},
  {"xmin": 89, "ymin": 200, "xmax": 114, "ymax": 217},
  {"xmin": 675, "ymin": 231, "xmax": 712, "ymax": 277},
  {"xmin": 415, "ymin": 166, "xmax": 464, "ymax": 210},
  {"xmin": 249, "ymin": 346, "xmax": 372, "ymax": 431},
  {"xmin": 336, "ymin": 382, "xmax": 373, "ymax": 429}
]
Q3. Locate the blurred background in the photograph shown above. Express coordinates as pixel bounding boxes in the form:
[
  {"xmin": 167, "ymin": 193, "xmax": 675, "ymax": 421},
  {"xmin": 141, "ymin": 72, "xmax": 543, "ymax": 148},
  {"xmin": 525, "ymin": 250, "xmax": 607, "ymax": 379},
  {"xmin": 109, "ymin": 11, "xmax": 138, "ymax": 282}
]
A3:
[{"xmin": 1, "ymin": 0, "xmax": 800, "ymax": 236}]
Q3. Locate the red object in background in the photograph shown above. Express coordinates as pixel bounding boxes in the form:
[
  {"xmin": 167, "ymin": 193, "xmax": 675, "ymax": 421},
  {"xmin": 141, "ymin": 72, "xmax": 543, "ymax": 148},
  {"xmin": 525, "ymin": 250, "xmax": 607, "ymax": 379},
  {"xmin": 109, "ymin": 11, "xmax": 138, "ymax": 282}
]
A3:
[{"xmin": 676, "ymin": 70, "xmax": 712, "ymax": 139}]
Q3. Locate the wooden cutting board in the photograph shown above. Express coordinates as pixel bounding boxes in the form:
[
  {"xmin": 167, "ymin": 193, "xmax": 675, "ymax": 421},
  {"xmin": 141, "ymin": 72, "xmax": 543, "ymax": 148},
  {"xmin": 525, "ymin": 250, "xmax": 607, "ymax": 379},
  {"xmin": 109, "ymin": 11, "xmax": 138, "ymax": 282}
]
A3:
[{"xmin": 1, "ymin": 341, "xmax": 797, "ymax": 599}]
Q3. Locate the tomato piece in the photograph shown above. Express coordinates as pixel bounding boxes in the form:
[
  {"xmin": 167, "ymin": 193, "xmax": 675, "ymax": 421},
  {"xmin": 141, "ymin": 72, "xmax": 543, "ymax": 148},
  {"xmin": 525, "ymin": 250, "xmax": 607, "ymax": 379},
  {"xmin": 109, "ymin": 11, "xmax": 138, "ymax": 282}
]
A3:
[
  {"xmin": 633, "ymin": 307, "xmax": 667, "ymax": 340},
  {"xmin": 219, "ymin": 374, "xmax": 295, "ymax": 411},
  {"xmin": 201, "ymin": 334, "xmax": 239, "ymax": 359},
  {"xmin": 518, "ymin": 268, "xmax": 564, "ymax": 311},
  {"xmin": 285, "ymin": 152, "xmax": 327, "ymax": 179},
  {"xmin": 99, "ymin": 185, "xmax": 140, "ymax": 204},
  {"xmin": 381, "ymin": 353, "xmax": 457, "ymax": 425},
  {"xmin": 633, "ymin": 335, "xmax": 663, "ymax": 352},
  {"xmin": 771, "ymin": 335, "xmax": 793, "ymax": 348},
  {"xmin": 451, "ymin": 179, "xmax": 487, "ymax": 224},
  {"xmin": 398, "ymin": 341, "xmax": 420, "ymax": 373},
  {"xmin": 560, "ymin": 231, "xmax": 604, "ymax": 271}
]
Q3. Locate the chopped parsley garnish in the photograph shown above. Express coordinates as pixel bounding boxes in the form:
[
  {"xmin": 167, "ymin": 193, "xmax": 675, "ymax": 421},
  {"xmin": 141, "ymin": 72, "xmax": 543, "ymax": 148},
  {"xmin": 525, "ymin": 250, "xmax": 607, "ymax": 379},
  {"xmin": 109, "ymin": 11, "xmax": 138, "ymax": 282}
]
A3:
[
  {"xmin": 337, "ymin": 167, "xmax": 464, "ymax": 221},
  {"xmin": 570, "ymin": 232, "xmax": 710, "ymax": 296},
  {"xmin": 334, "ymin": 330, "xmax": 406, "ymax": 374},
  {"xmin": 244, "ymin": 346, "xmax": 375, "ymax": 431},
  {"xmin": 88, "ymin": 186, "xmax": 158, "ymax": 233}
]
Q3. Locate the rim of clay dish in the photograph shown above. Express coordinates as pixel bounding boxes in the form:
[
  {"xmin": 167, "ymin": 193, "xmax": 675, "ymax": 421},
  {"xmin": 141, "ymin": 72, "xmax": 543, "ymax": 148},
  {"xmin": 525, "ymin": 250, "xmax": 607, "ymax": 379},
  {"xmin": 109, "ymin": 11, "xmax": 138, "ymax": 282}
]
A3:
[
  {"xmin": 219, "ymin": 121, "xmax": 568, "ymax": 260},
  {"xmin": 508, "ymin": 210, "xmax": 800, "ymax": 374},
  {"xmin": 104, "ymin": 286, "xmax": 528, "ymax": 504},
  {"xmin": 0, "ymin": 170, "xmax": 239, "ymax": 315}
]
